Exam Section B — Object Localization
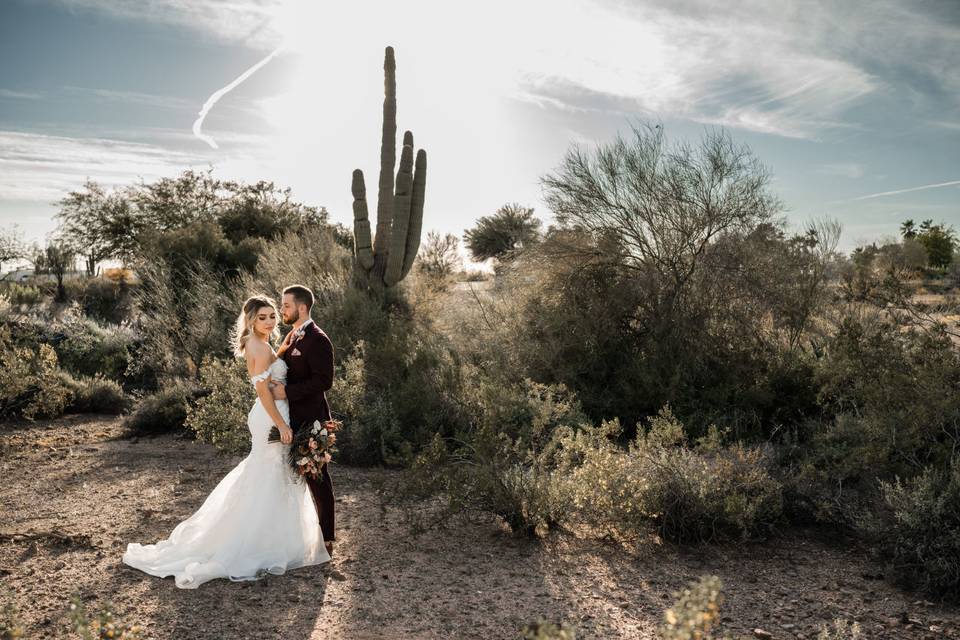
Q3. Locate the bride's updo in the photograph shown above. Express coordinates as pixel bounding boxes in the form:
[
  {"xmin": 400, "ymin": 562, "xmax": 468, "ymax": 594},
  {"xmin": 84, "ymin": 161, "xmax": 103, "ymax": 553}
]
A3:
[{"xmin": 233, "ymin": 295, "xmax": 279, "ymax": 356}]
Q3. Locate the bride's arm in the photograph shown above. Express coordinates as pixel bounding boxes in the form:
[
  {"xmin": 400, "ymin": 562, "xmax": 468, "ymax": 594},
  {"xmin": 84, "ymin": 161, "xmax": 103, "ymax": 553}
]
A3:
[{"xmin": 246, "ymin": 350, "xmax": 293, "ymax": 444}]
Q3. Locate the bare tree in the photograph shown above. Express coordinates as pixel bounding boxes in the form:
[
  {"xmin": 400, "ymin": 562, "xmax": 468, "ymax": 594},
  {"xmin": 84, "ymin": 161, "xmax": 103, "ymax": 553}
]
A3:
[
  {"xmin": 541, "ymin": 123, "xmax": 781, "ymax": 312},
  {"xmin": 418, "ymin": 231, "xmax": 463, "ymax": 284},
  {"xmin": 0, "ymin": 225, "xmax": 26, "ymax": 275},
  {"xmin": 33, "ymin": 241, "xmax": 76, "ymax": 302}
]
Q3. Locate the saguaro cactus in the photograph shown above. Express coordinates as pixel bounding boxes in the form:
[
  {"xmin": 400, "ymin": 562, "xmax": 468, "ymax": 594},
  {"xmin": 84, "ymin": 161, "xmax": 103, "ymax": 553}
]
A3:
[{"xmin": 352, "ymin": 46, "xmax": 427, "ymax": 289}]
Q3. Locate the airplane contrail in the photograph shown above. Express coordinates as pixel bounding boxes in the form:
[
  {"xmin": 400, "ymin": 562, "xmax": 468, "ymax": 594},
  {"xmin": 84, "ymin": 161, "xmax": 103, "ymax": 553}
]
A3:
[
  {"xmin": 852, "ymin": 179, "xmax": 960, "ymax": 201},
  {"xmin": 192, "ymin": 45, "xmax": 285, "ymax": 149}
]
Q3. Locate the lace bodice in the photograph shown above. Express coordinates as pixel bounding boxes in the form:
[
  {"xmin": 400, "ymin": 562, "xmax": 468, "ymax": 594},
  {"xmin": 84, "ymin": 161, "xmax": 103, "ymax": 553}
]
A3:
[{"xmin": 249, "ymin": 358, "xmax": 287, "ymax": 386}]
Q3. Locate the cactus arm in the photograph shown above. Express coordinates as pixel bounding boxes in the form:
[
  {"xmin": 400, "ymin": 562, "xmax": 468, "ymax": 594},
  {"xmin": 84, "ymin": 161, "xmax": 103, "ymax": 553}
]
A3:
[
  {"xmin": 351, "ymin": 169, "xmax": 375, "ymax": 270},
  {"xmin": 385, "ymin": 140, "xmax": 415, "ymax": 286},
  {"xmin": 372, "ymin": 46, "xmax": 397, "ymax": 271},
  {"xmin": 400, "ymin": 148, "xmax": 427, "ymax": 279}
]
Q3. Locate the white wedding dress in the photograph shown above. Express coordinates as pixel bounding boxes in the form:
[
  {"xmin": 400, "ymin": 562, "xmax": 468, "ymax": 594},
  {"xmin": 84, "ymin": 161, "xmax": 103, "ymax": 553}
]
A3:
[{"xmin": 123, "ymin": 358, "xmax": 330, "ymax": 589}]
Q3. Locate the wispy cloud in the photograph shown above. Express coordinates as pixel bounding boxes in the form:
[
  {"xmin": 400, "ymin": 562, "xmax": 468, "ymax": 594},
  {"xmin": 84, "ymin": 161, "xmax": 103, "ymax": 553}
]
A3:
[
  {"xmin": 62, "ymin": 86, "xmax": 196, "ymax": 110},
  {"xmin": 52, "ymin": 0, "xmax": 284, "ymax": 49},
  {"xmin": 0, "ymin": 130, "xmax": 215, "ymax": 201},
  {"xmin": 0, "ymin": 89, "xmax": 43, "ymax": 100},
  {"xmin": 41, "ymin": 0, "xmax": 960, "ymax": 142},
  {"xmin": 852, "ymin": 180, "xmax": 960, "ymax": 201}
]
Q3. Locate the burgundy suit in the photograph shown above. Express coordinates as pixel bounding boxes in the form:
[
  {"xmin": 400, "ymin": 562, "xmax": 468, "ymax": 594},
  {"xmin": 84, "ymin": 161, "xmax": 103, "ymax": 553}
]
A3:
[{"xmin": 282, "ymin": 320, "xmax": 335, "ymax": 542}]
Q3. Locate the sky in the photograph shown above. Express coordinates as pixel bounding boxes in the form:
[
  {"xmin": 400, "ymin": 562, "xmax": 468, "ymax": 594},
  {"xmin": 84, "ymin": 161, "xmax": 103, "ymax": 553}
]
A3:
[{"xmin": 1, "ymin": 0, "xmax": 958, "ymax": 260}]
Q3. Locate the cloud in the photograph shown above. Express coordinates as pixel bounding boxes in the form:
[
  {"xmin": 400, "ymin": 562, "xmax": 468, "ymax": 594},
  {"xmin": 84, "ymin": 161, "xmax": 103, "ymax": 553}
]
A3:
[
  {"xmin": 51, "ymin": 0, "xmax": 284, "ymax": 49},
  {"xmin": 851, "ymin": 180, "xmax": 960, "ymax": 201},
  {"xmin": 42, "ymin": 0, "xmax": 960, "ymax": 142},
  {"xmin": 0, "ymin": 89, "xmax": 43, "ymax": 100},
  {"xmin": 62, "ymin": 86, "xmax": 196, "ymax": 110},
  {"xmin": 510, "ymin": 0, "xmax": 955, "ymax": 139},
  {"xmin": 0, "ymin": 130, "xmax": 219, "ymax": 201}
]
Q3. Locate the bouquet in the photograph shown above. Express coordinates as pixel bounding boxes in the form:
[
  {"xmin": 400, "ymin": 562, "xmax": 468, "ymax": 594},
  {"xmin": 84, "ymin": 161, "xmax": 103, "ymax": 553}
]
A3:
[{"xmin": 268, "ymin": 419, "xmax": 341, "ymax": 480}]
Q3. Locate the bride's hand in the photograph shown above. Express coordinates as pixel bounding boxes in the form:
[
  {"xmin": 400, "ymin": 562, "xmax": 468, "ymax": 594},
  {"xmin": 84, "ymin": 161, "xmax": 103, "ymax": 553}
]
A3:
[{"xmin": 278, "ymin": 424, "xmax": 293, "ymax": 445}]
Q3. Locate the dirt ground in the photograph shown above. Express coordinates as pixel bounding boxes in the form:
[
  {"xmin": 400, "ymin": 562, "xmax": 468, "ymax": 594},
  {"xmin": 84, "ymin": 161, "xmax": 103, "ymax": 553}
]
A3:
[{"xmin": 2, "ymin": 415, "xmax": 959, "ymax": 639}]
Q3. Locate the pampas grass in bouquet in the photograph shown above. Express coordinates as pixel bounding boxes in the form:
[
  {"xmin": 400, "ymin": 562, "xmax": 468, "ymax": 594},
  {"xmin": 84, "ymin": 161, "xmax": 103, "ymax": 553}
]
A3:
[{"xmin": 268, "ymin": 419, "xmax": 341, "ymax": 480}]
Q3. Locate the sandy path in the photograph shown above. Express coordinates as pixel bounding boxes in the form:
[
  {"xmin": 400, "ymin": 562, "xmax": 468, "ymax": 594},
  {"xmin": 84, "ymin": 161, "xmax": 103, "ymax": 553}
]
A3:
[{"xmin": 1, "ymin": 415, "xmax": 958, "ymax": 639}]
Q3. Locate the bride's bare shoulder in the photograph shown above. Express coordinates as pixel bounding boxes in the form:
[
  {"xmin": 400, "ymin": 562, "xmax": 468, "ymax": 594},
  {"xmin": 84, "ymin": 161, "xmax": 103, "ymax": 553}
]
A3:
[{"xmin": 244, "ymin": 340, "xmax": 271, "ymax": 374}]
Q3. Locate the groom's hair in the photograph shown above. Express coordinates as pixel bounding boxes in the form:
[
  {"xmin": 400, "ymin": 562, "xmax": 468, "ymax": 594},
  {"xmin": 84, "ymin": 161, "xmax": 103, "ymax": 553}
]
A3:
[{"xmin": 283, "ymin": 284, "xmax": 314, "ymax": 310}]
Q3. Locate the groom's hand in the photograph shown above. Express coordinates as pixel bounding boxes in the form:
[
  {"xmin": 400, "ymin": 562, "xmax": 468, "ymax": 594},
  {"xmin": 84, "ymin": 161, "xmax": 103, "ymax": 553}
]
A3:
[{"xmin": 271, "ymin": 383, "xmax": 287, "ymax": 400}]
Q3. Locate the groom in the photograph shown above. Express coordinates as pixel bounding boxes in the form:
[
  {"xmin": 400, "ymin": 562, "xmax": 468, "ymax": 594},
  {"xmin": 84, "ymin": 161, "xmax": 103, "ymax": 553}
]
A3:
[{"xmin": 273, "ymin": 284, "xmax": 336, "ymax": 556}]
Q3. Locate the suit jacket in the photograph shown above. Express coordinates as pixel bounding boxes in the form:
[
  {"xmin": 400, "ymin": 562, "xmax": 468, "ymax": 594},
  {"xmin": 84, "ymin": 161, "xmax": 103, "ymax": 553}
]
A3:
[{"xmin": 282, "ymin": 321, "xmax": 334, "ymax": 432}]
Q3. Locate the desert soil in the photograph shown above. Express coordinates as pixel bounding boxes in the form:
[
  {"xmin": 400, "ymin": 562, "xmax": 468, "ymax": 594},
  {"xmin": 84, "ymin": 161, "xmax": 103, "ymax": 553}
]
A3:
[{"xmin": 1, "ymin": 414, "xmax": 958, "ymax": 639}]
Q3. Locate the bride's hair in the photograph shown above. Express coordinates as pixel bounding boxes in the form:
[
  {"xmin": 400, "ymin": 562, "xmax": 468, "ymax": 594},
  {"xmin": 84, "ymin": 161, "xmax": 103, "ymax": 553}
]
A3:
[{"xmin": 234, "ymin": 295, "xmax": 279, "ymax": 357}]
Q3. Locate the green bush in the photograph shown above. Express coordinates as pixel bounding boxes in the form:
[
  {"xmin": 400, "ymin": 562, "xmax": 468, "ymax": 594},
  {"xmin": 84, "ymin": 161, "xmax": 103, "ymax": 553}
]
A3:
[
  {"xmin": 462, "ymin": 372, "xmax": 588, "ymax": 449},
  {"xmin": 0, "ymin": 327, "xmax": 73, "ymax": 420},
  {"xmin": 124, "ymin": 381, "xmax": 199, "ymax": 436},
  {"xmin": 63, "ymin": 373, "xmax": 131, "ymax": 415},
  {"xmin": 398, "ymin": 425, "xmax": 572, "ymax": 538},
  {"xmin": 3, "ymin": 283, "xmax": 41, "ymax": 306},
  {"xmin": 565, "ymin": 407, "xmax": 783, "ymax": 543},
  {"xmin": 521, "ymin": 620, "xmax": 577, "ymax": 640},
  {"xmin": 317, "ymin": 291, "xmax": 470, "ymax": 466},
  {"xmin": 787, "ymin": 313, "xmax": 960, "ymax": 529},
  {"xmin": 813, "ymin": 314, "xmax": 960, "ymax": 476},
  {"xmin": 186, "ymin": 357, "xmax": 255, "ymax": 455},
  {"xmin": 133, "ymin": 260, "xmax": 233, "ymax": 380},
  {"xmin": 80, "ymin": 277, "xmax": 134, "ymax": 324},
  {"xmin": 4, "ymin": 313, "xmax": 133, "ymax": 382},
  {"xmin": 658, "ymin": 575, "xmax": 725, "ymax": 640},
  {"xmin": 880, "ymin": 461, "xmax": 960, "ymax": 600},
  {"xmin": 68, "ymin": 593, "xmax": 144, "ymax": 639},
  {"xmin": 328, "ymin": 341, "xmax": 399, "ymax": 465}
]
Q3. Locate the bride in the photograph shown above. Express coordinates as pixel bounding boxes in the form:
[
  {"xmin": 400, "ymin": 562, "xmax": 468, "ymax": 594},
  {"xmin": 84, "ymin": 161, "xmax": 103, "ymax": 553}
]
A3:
[{"xmin": 122, "ymin": 295, "xmax": 330, "ymax": 589}]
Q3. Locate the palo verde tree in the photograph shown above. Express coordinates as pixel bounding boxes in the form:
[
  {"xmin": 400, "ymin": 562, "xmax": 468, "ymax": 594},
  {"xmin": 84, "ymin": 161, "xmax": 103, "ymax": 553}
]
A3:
[{"xmin": 463, "ymin": 203, "xmax": 542, "ymax": 263}]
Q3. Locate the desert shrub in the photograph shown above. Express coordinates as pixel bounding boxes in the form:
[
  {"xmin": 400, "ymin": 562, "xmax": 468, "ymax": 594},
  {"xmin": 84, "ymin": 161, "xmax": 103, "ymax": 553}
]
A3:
[
  {"xmin": 0, "ymin": 589, "xmax": 24, "ymax": 639},
  {"xmin": 52, "ymin": 316, "xmax": 133, "ymax": 381},
  {"xmin": 535, "ymin": 125, "xmax": 835, "ymax": 438},
  {"xmin": 521, "ymin": 620, "xmax": 577, "ymax": 640},
  {"xmin": 64, "ymin": 374, "xmax": 131, "ymax": 415},
  {"xmin": 814, "ymin": 313, "xmax": 960, "ymax": 474},
  {"xmin": 124, "ymin": 380, "xmax": 199, "ymax": 436},
  {"xmin": 80, "ymin": 277, "xmax": 134, "ymax": 324},
  {"xmin": 817, "ymin": 619, "xmax": 862, "ymax": 640},
  {"xmin": 566, "ymin": 407, "xmax": 783, "ymax": 543},
  {"xmin": 68, "ymin": 593, "xmax": 144, "ymax": 639},
  {"xmin": 461, "ymin": 371, "xmax": 588, "ymax": 450},
  {"xmin": 232, "ymin": 225, "xmax": 351, "ymax": 322},
  {"xmin": 1, "ymin": 312, "xmax": 133, "ymax": 383},
  {"xmin": 326, "ymin": 341, "xmax": 396, "ymax": 465},
  {"xmin": 132, "ymin": 260, "xmax": 233, "ymax": 381},
  {"xmin": 658, "ymin": 575, "xmax": 726, "ymax": 640},
  {"xmin": 3, "ymin": 283, "xmax": 41, "ymax": 306},
  {"xmin": 400, "ymin": 426, "xmax": 572, "ymax": 537},
  {"xmin": 393, "ymin": 404, "xmax": 782, "ymax": 542},
  {"xmin": 0, "ymin": 327, "xmax": 73, "ymax": 420},
  {"xmin": 460, "ymin": 269, "xmax": 491, "ymax": 282},
  {"xmin": 186, "ymin": 357, "xmax": 256, "ymax": 455},
  {"xmin": 787, "ymin": 312, "xmax": 960, "ymax": 528},
  {"xmin": 319, "ymin": 288, "xmax": 470, "ymax": 465},
  {"xmin": 880, "ymin": 461, "xmax": 960, "ymax": 600}
]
